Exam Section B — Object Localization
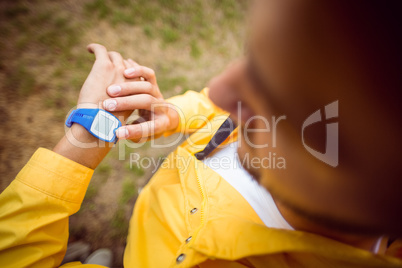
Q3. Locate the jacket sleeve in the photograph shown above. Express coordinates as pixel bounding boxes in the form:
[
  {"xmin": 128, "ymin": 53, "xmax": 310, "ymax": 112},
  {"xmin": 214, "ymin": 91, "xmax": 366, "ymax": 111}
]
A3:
[
  {"xmin": 164, "ymin": 88, "xmax": 228, "ymax": 136},
  {"xmin": 0, "ymin": 148, "xmax": 95, "ymax": 268}
]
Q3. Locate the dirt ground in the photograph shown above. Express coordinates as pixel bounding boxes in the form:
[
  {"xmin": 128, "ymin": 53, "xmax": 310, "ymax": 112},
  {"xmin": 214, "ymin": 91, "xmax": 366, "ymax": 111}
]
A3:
[{"xmin": 0, "ymin": 0, "xmax": 245, "ymax": 266}]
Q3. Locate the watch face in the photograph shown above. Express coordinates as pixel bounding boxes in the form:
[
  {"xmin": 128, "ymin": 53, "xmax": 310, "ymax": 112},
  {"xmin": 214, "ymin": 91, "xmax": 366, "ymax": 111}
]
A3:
[{"xmin": 90, "ymin": 111, "xmax": 120, "ymax": 142}]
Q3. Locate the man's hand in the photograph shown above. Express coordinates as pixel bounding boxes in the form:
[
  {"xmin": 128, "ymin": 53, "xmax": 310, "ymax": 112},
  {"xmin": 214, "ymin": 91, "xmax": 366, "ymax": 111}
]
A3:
[
  {"xmin": 53, "ymin": 44, "xmax": 135, "ymax": 169},
  {"xmin": 103, "ymin": 60, "xmax": 179, "ymax": 142},
  {"xmin": 77, "ymin": 44, "xmax": 133, "ymax": 122}
]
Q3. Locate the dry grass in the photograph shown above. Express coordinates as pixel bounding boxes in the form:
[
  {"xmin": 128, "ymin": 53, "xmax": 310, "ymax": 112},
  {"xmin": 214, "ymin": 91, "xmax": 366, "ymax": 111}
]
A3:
[{"xmin": 0, "ymin": 0, "xmax": 245, "ymax": 266}]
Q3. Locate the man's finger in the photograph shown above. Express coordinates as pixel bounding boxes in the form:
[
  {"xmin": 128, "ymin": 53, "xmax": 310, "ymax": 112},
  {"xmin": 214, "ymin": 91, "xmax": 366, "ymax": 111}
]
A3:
[
  {"xmin": 116, "ymin": 117, "xmax": 168, "ymax": 140},
  {"xmin": 124, "ymin": 60, "xmax": 131, "ymax": 69},
  {"xmin": 108, "ymin": 51, "xmax": 125, "ymax": 68},
  {"xmin": 87, "ymin": 43, "xmax": 110, "ymax": 62},
  {"xmin": 123, "ymin": 59, "xmax": 143, "ymax": 81},
  {"xmin": 103, "ymin": 94, "xmax": 163, "ymax": 112},
  {"xmin": 107, "ymin": 81, "xmax": 155, "ymax": 97},
  {"xmin": 116, "ymin": 121, "xmax": 155, "ymax": 140},
  {"xmin": 123, "ymin": 66, "xmax": 157, "ymax": 85}
]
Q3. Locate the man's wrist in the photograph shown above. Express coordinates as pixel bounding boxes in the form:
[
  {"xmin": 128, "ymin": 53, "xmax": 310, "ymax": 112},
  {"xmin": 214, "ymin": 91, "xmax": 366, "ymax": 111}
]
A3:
[
  {"xmin": 53, "ymin": 124, "xmax": 114, "ymax": 169},
  {"xmin": 69, "ymin": 124, "xmax": 100, "ymax": 143}
]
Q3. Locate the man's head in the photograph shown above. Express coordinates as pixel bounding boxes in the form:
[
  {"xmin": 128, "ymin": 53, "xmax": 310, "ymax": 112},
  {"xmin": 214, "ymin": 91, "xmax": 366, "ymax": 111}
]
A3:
[{"xmin": 208, "ymin": 0, "xmax": 402, "ymax": 236}]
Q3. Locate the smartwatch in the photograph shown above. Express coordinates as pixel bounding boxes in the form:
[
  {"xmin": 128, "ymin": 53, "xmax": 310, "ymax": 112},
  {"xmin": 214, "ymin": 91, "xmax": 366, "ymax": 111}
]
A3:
[{"xmin": 66, "ymin": 109, "xmax": 122, "ymax": 143}]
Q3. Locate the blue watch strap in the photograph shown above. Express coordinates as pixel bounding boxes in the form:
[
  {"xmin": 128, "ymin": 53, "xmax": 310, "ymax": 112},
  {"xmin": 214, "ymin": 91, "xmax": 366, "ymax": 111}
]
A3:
[
  {"xmin": 65, "ymin": 109, "xmax": 121, "ymax": 143},
  {"xmin": 66, "ymin": 109, "xmax": 99, "ymax": 129}
]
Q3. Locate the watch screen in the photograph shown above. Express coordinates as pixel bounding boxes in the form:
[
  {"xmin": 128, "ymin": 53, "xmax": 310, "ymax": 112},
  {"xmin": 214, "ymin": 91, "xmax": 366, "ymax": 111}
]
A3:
[{"xmin": 94, "ymin": 113, "xmax": 114, "ymax": 135}]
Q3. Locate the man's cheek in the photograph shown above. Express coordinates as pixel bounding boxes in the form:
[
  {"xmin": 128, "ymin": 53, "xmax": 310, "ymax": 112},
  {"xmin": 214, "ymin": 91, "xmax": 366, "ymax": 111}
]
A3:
[{"xmin": 243, "ymin": 117, "xmax": 272, "ymax": 149}]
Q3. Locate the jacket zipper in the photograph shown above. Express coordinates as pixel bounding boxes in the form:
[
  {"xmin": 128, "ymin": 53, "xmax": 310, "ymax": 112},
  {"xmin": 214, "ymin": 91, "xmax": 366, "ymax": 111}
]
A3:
[{"xmin": 194, "ymin": 160, "xmax": 206, "ymax": 225}]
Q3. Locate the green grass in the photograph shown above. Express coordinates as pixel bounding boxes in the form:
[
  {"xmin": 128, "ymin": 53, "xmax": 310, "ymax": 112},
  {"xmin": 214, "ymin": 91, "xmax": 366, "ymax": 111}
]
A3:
[
  {"xmin": 140, "ymin": 6, "xmax": 158, "ymax": 23},
  {"xmin": 119, "ymin": 177, "xmax": 137, "ymax": 205},
  {"xmin": 214, "ymin": 0, "xmax": 245, "ymax": 22},
  {"xmin": 97, "ymin": 162, "xmax": 113, "ymax": 175},
  {"xmin": 16, "ymin": 35, "xmax": 29, "ymax": 50},
  {"xmin": 111, "ymin": 10, "xmax": 136, "ymax": 26},
  {"xmin": 0, "ymin": 0, "xmax": 244, "ymax": 111},
  {"xmin": 54, "ymin": 16, "xmax": 69, "ymax": 28},
  {"xmin": 111, "ymin": 207, "xmax": 129, "ymax": 239},
  {"xmin": 92, "ymin": 161, "xmax": 113, "ymax": 183},
  {"xmin": 111, "ymin": 176, "xmax": 137, "ymax": 240},
  {"xmin": 0, "ymin": 2, "xmax": 84, "ymax": 109},
  {"xmin": 31, "ymin": 11, "xmax": 52, "ymax": 25},
  {"xmin": 143, "ymin": 24, "xmax": 154, "ymax": 38},
  {"xmin": 158, "ymin": 75, "xmax": 189, "ymax": 93},
  {"xmin": 110, "ymin": 176, "xmax": 137, "ymax": 239},
  {"xmin": 85, "ymin": 0, "xmax": 110, "ymax": 19},
  {"xmin": 44, "ymin": 98, "xmax": 55, "ymax": 108},
  {"xmin": 84, "ymin": 184, "xmax": 99, "ymax": 200},
  {"xmin": 133, "ymin": 165, "xmax": 145, "ymax": 176},
  {"xmin": 161, "ymin": 26, "xmax": 180, "ymax": 44},
  {"xmin": 6, "ymin": 63, "xmax": 37, "ymax": 96},
  {"xmin": 83, "ymin": 0, "xmax": 244, "ymax": 46},
  {"xmin": 190, "ymin": 40, "xmax": 202, "ymax": 59},
  {"xmin": 124, "ymin": 159, "xmax": 145, "ymax": 176}
]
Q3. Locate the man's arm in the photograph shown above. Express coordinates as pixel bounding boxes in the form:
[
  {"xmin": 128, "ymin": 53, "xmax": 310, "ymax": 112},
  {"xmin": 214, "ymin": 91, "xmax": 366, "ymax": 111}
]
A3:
[
  {"xmin": 0, "ymin": 44, "xmax": 134, "ymax": 267},
  {"xmin": 53, "ymin": 124, "xmax": 112, "ymax": 169},
  {"xmin": 0, "ymin": 148, "xmax": 94, "ymax": 268}
]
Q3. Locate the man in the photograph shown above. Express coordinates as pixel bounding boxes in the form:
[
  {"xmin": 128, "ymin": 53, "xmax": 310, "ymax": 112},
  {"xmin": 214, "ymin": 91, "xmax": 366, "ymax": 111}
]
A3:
[{"xmin": 1, "ymin": 0, "xmax": 401, "ymax": 267}]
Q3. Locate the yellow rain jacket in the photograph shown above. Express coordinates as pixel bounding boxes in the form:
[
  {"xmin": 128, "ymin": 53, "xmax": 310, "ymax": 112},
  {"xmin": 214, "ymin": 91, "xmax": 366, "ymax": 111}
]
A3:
[{"xmin": 1, "ymin": 89, "xmax": 402, "ymax": 268}]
